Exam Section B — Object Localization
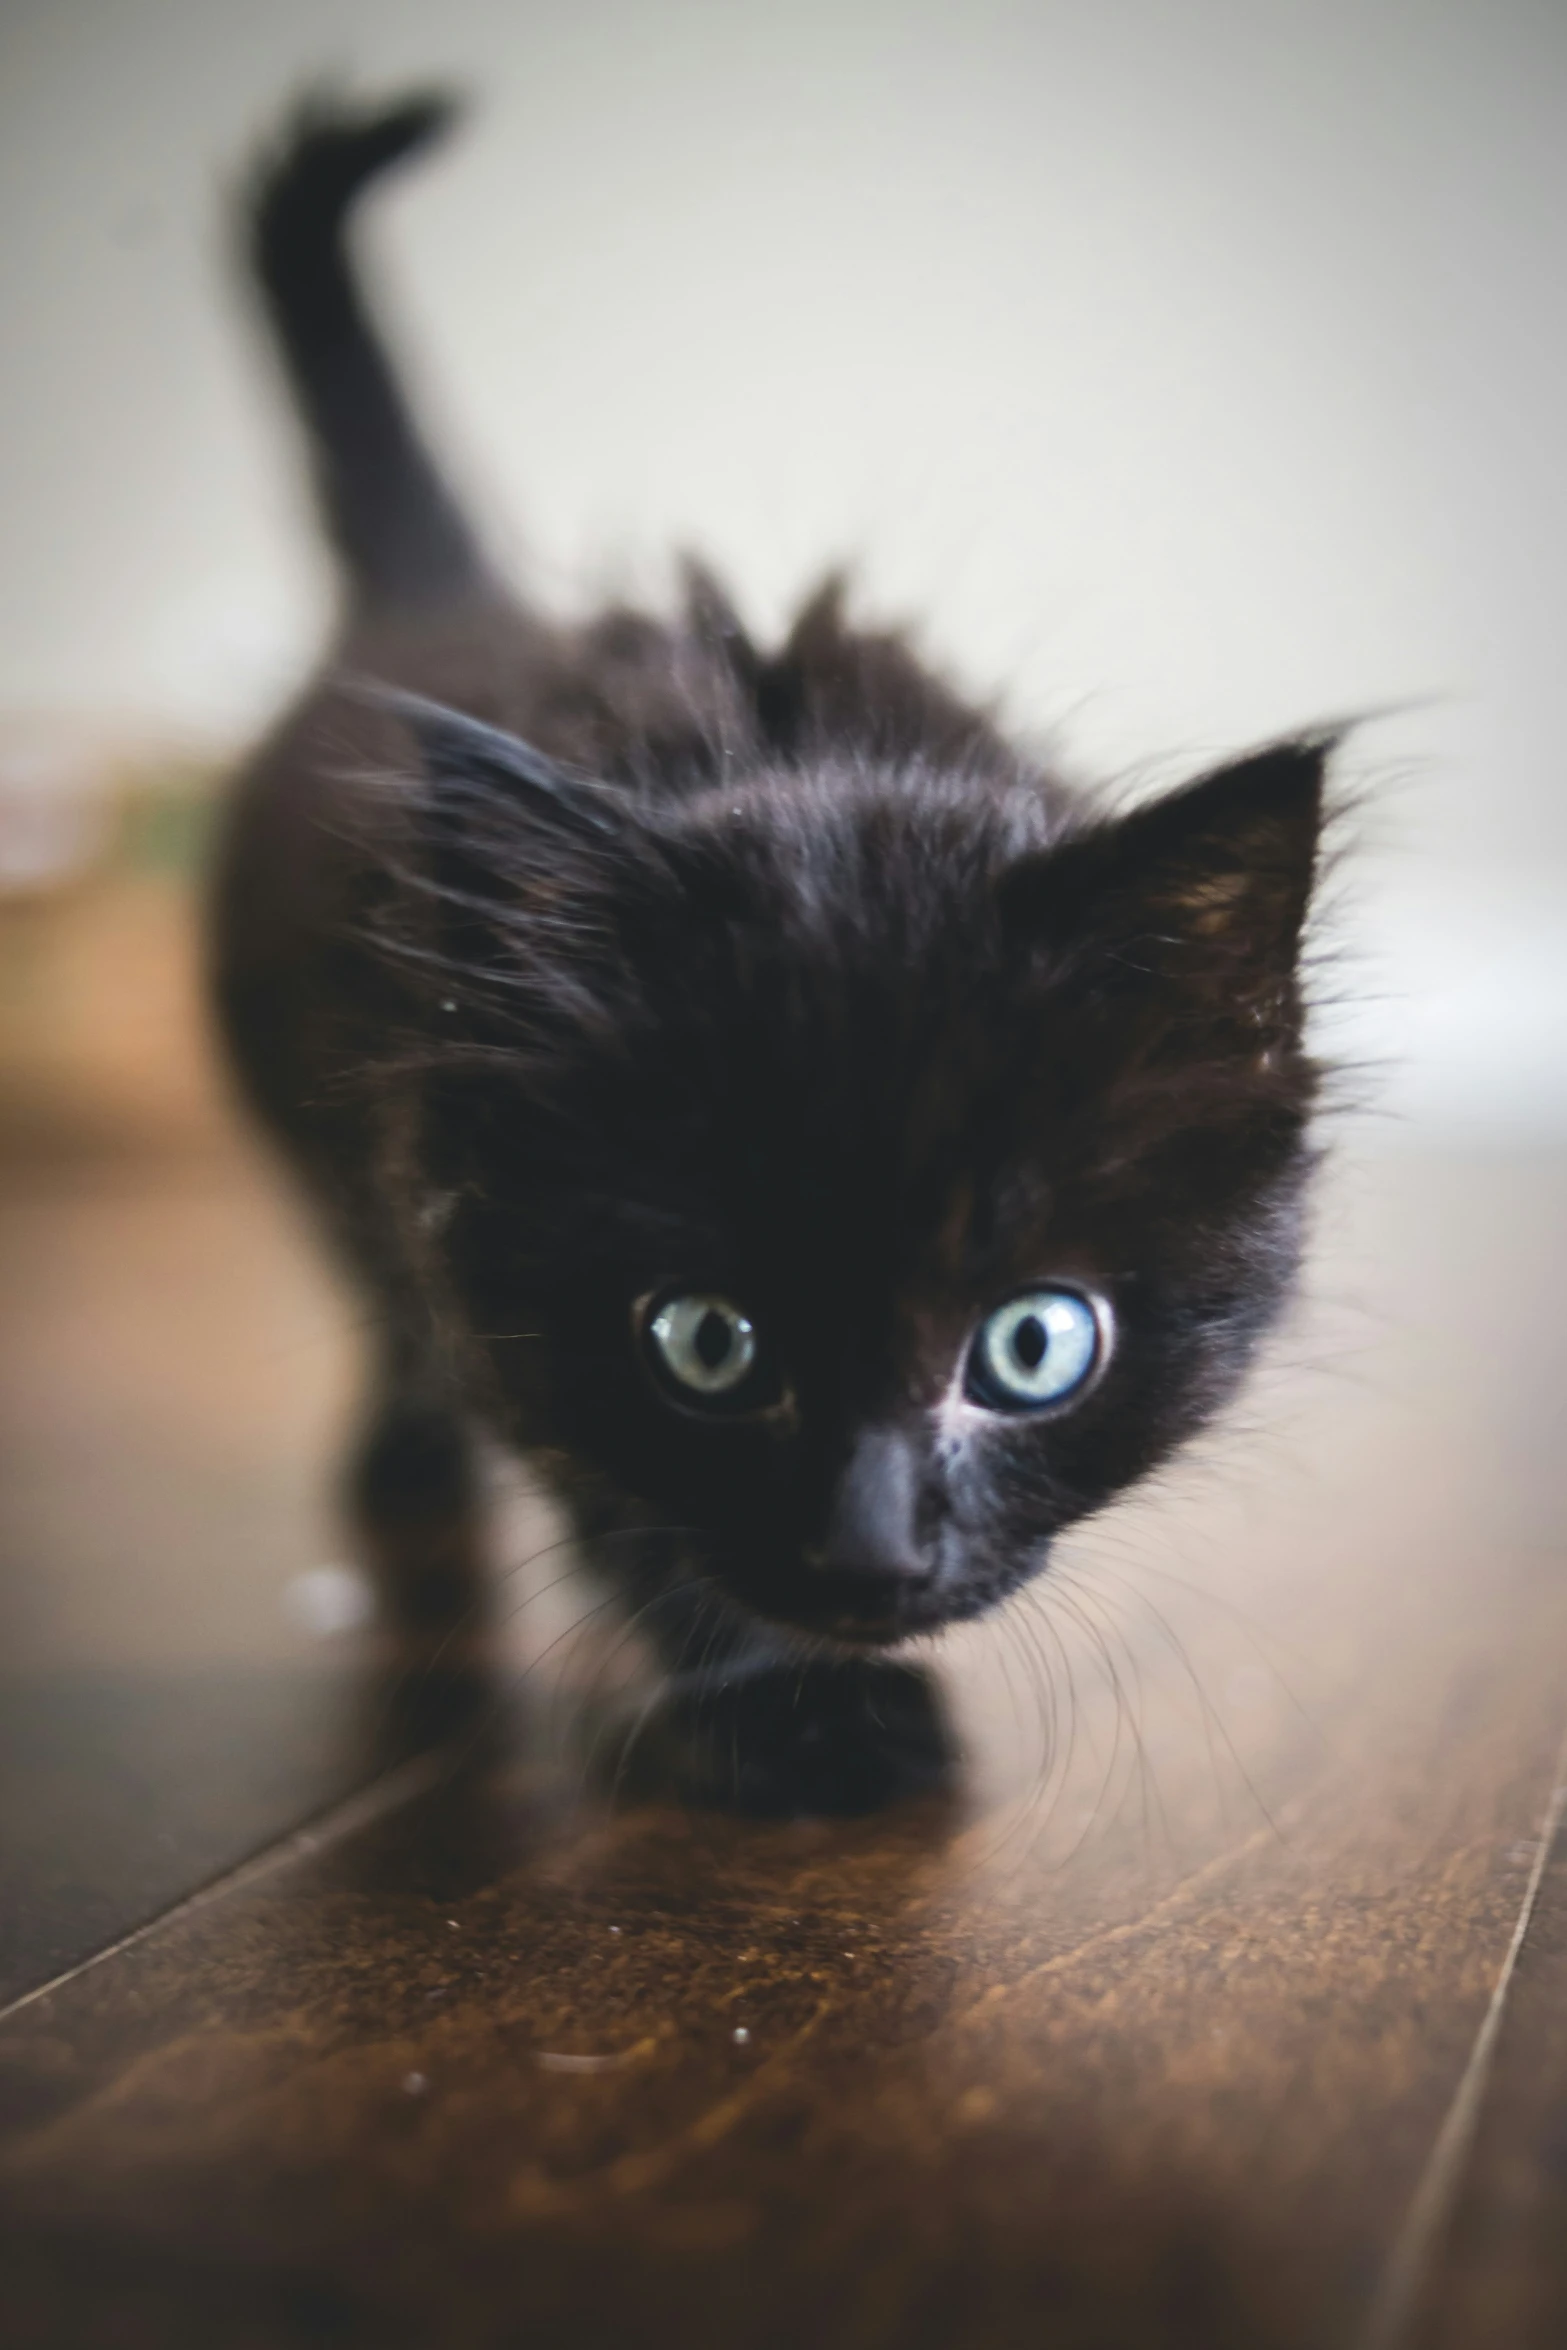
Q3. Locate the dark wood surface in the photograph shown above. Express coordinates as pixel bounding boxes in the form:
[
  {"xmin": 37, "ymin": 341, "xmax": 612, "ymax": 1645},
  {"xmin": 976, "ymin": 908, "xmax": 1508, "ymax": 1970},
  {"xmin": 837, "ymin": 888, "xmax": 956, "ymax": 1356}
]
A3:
[
  {"xmin": 1417, "ymin": 1777, "xmax": 1567, "ymax": 2350},
  {"xmin": 0, "ymin": 1667, "xmax": 373, "ymax": 2004},
  {"xmin": 1, "ymin": 1134, "xmax": 1564, "ymax": 2349}
]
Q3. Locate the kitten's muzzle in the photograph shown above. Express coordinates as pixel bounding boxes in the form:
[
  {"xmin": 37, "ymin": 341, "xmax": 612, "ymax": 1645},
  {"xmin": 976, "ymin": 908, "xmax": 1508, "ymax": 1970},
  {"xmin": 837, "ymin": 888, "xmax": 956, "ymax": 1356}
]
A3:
[{"xmin": 798, "ymin": 1423, "xmax": 941, "ymax": 1638}]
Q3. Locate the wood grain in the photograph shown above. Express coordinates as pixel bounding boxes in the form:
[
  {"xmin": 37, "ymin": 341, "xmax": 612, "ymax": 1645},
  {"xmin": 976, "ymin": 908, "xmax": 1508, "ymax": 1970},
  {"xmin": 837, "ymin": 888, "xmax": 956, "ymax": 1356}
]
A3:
[
  {"xmin": 1, "ymin": 1130, "xmax": 1564, "ymax": 2348},
  {"xmin": 1412, "ymin": 1760, "xmax": 1567, "ymax": 2350}
]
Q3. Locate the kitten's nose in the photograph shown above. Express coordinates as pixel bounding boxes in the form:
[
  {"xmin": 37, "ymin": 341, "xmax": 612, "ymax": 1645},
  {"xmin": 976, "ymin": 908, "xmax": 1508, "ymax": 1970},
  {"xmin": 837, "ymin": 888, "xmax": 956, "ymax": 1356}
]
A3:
[{"xmin": 811, "ymin": 1425, "xmax": 928, "ymax": 1588}]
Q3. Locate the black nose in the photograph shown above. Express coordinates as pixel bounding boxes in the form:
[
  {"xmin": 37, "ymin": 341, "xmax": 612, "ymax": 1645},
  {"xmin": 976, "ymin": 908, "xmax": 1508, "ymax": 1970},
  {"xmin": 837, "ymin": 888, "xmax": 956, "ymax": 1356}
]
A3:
[{"xmin": 809, "ymin": 1426, "xmax": 930, "ymax": 1597}]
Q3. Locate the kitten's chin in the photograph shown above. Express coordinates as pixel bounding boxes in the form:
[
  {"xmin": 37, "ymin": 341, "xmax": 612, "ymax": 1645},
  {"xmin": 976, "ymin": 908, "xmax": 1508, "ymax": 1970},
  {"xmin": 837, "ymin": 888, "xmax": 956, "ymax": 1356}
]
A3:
[
  {"xmin": 703, "ymin": 1597, "xmax": 913, "ymax": 1664},
  {"xmin": 765, "ymin": 1615, "xmax": 920, "ymax": 1659}
]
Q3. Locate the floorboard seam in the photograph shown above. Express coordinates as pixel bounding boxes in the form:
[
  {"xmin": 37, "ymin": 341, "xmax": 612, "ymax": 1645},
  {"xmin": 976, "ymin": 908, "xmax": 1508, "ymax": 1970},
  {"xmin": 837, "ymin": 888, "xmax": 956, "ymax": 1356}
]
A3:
[
  {"xmin": 1356, "ymin": 1718, "xmax": 1567, "ymax": 2350},
  {"xmin": 0, "ymin": 1748, "xmax": 447, "ymax": 2026}
]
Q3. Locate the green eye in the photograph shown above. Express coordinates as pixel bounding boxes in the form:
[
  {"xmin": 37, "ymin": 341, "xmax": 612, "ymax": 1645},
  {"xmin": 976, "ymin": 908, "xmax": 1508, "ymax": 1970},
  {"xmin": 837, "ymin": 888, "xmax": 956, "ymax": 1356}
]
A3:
[
  {"xmin": 967, "ymin": 1289, "xmax": 1105, "ymax": 1412},
  {"xmin": 646, "ymin": 1292, "xmax": 758, "ymax": 1398}
]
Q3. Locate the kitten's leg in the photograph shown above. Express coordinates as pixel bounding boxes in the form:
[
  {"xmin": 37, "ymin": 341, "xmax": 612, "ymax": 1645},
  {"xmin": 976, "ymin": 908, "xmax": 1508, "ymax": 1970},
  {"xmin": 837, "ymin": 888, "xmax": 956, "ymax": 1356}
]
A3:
[
  {"xmin": 348, "ymin": 1371, "xmax": 488, "ymax": 1645},
  {"xmin": 619, "ymin": 1585, "xmax": 959, "ymax": 1817}
]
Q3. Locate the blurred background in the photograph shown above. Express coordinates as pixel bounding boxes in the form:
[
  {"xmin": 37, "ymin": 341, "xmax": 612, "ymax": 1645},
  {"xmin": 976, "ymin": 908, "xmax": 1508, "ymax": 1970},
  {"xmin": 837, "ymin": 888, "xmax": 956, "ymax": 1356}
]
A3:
[
  {"xmin": 3, "ymin": 0, "xmax": 1566, "ymax": 1140},
  {"xmin": 0, "ymin": 0, "xmax": 1563, "ymax": 1690}
]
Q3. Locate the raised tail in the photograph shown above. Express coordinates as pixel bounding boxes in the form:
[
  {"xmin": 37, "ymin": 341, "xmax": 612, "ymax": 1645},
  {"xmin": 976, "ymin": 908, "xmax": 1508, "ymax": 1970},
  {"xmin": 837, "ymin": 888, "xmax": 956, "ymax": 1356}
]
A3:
[{"xmin": 247, "ymin": 90, "xmax": 491, "ymax": 612}]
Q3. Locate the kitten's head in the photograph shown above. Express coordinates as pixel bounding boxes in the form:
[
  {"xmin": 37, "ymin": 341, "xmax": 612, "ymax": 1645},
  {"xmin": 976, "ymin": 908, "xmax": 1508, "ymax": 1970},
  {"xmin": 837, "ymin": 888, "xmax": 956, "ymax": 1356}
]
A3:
[{"xmin": 386, "ymin": 700, "xmax": 1325, "ymax": 1652}]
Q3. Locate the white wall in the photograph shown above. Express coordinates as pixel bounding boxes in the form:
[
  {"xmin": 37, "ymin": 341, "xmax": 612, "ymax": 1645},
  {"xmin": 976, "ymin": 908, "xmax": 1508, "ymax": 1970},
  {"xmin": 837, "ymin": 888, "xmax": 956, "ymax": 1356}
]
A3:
[{"xmin": 2, "ymin": 0, "xmax": 1564, "ymax": 1136}]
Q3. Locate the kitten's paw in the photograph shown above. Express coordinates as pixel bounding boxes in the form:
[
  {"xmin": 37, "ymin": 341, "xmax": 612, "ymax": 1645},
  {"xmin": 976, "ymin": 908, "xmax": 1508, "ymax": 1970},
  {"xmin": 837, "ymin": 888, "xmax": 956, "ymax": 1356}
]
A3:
[{"xmin": 613, "ymin": 1658, "xmax": 960, "ymax": 1817}]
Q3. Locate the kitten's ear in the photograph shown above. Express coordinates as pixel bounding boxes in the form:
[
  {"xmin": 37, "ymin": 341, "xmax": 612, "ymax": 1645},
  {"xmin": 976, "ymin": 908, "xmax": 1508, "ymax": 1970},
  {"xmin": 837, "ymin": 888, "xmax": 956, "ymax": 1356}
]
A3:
[
  {"xmin": 366, "ymin": 694, "xmax": 640, "ymax": 1011},
  {"xmin": 1000, "ymin": 737, "xmax": 1330, "ymax": 1022},
  {"xmin": 387, "ymin": 693, "xmax": 628, "ymax": 863}
]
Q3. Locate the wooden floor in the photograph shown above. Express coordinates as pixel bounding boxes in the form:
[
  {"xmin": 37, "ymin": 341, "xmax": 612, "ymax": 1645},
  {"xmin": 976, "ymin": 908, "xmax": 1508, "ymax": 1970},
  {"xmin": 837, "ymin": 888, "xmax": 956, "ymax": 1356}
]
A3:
[{"xmin": 1, "ymin": 970, "xmax": 1564, "ymax": 2345}]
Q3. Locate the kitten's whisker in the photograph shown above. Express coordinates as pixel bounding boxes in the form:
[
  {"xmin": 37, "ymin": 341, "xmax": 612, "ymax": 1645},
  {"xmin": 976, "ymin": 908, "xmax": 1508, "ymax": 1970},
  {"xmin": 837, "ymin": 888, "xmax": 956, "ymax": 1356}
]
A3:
[
  {"xmin": 1033, "ymin": 1583, "xmax": 1143, "ymax": 1865},
  {"xmin": 425, "ymin": 1531, "xmax": 700, "ymax": 1776},
  {"xmin": 1067, "ymin": 1575, "xmax": 1174, "ymax": 1849},
  {"xmin": 1019, "ymin": 1588, "xmax": 1108, "ymax": 1872},
  {"xmin": 1070, "ymin": 1564, "xmax": 1289, "ymax": 1847},
  {"xmin": 962, "ymin": 1614, "xmax": 1057, "ymax": 1880},
  {"xmin": 1055, "ymin": 1578, "xmax": 1169, "ymax": 1864},
  {"xmin": 1090, "ymin": 1550, "xmax": 1330, "ymax": 1754},
  {"xmin": 1029, "ymin": 1583, "xmax": 1086, "ymax": 1855},
  {"xmin": 379, "ymin": 1545, "xmax": 594, "ymax": 1732},
  {"xmin": 1012, "ymin": 1603, "xmax": 1070, "ymax": 1839},
  {"xmin": 603, "ymin": 1581, "xmax": 724, "ymax": 1812},
  {"xmin": 574, "ymin": 1576, "xmax": 712, "ymax": 1795}
]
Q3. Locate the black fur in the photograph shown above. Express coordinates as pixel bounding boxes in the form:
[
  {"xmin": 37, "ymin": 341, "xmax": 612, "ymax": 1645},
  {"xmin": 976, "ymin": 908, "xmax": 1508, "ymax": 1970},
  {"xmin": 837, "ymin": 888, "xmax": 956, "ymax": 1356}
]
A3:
[
  {"xmin": 248, "ymin": 91, "xmax": 489, "ymax": 607},
  {"xmin": 211, "ymin": 94, "xmax": 1327, "ymax": 1806}
]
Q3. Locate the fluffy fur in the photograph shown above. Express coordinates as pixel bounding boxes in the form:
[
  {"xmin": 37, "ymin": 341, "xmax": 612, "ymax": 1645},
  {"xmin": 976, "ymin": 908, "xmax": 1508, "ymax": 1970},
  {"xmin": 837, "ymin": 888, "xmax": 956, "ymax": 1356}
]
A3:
[{"xmin": 211, "ymin": 94, "xmax": 1328, "ymax": 1806}]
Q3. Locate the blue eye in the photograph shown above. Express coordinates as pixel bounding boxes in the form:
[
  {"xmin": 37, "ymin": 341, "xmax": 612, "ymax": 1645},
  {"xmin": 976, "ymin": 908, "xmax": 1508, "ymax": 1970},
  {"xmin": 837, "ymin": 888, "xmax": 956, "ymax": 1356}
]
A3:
[{"xmin": 967, "ymin": 1288, "xmax": 1106, "ymax": 1412}]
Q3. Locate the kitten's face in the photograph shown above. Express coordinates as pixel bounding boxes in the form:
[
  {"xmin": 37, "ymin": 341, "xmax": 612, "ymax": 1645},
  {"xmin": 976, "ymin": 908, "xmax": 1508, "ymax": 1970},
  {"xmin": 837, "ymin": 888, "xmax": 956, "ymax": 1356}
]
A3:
[{"xmin": 406, "ymin": 717, "xmax": 1323, "ymax": 1650}]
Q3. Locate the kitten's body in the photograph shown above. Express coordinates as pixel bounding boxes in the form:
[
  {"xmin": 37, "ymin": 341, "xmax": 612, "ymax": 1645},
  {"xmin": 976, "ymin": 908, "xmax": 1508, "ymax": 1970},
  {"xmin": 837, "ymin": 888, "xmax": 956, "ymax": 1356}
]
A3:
[{"xmin": 213, "ymin": 96, "xmax": 1326, "ymax": 1808}]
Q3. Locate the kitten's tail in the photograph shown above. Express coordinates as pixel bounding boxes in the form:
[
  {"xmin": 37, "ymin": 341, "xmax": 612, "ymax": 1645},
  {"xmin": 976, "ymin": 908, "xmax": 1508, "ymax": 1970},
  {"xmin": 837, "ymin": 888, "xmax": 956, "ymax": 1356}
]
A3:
[{"xmin": 247, "ymin": 90, "xmax": 492, "ymax": 613}]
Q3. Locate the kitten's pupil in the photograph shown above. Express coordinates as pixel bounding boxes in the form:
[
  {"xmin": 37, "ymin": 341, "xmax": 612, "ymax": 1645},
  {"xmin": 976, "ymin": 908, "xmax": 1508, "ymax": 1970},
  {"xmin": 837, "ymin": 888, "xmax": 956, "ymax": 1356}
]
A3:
[
  {"xmin": 695, "ymin": 1309, "xmax": 733, "ymax": 1371},
  {"xmin": 1012, "ymin": 1315, "xmax": 1047, "ymax": 1371}
]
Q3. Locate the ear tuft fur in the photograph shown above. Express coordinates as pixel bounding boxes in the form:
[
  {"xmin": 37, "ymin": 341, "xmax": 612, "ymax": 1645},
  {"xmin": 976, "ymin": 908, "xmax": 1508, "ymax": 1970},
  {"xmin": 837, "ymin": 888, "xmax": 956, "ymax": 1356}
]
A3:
[
  {"xmin": 353, "ymin": 687, "xmax": 632, "ymax": 859},
  {"xmin": 999, "ymin": 736, "xmax": 1330, "ymax": 1012}
]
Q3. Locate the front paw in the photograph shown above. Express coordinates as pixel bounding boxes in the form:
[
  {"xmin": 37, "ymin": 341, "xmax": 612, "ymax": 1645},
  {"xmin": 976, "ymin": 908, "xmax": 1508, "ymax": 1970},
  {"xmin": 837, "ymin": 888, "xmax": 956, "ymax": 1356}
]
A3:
[{"xmin": 612, "ymin": 1658, "xmax": 960, "ymax": 1817}]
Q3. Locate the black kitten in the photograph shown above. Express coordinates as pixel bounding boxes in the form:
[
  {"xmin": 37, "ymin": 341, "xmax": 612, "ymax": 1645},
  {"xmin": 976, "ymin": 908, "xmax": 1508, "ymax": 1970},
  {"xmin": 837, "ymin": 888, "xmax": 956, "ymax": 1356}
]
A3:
[{"xmin": 211, "ymin": 94, "xmax": 1328, "ymax": 1810}]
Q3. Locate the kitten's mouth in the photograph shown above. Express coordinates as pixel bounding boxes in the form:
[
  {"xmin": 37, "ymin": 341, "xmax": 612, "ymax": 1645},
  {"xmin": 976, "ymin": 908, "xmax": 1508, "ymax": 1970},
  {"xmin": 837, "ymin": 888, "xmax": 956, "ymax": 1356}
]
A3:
[
  {"xmin": 736, "ymin": 1562, "xmax": 973, "ymax": 1650},
  {"xmin": 680, "ymin": 1527, "xmax": 1037, "ymax": 1655}
]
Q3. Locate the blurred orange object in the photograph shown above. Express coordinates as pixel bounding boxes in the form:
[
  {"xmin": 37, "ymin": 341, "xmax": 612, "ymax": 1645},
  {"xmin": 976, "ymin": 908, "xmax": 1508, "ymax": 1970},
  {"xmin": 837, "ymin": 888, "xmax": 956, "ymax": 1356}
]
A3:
[{"xmin": 0, "ymin": 730, "xmax": 232, "ymax": 1161}]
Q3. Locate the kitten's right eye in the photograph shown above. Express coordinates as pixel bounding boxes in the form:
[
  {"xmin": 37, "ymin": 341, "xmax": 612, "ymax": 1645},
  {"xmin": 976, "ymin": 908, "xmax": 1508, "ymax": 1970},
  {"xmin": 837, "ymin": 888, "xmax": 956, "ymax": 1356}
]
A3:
[{"xmin": 640, "ymin": 1291, "xmax": 776, "ymax": 1412}]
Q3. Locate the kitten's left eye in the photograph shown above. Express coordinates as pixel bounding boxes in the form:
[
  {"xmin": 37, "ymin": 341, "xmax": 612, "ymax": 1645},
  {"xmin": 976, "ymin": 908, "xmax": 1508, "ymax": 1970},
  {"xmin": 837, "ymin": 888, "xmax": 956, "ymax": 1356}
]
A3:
[
  {"xmin": 966, "ymin": 1288, "xmax": 1107, "ymax": 1412},
  {"xmin": 642, "ymin": 1291, "xmax": 769, "ymax": 1408}
]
